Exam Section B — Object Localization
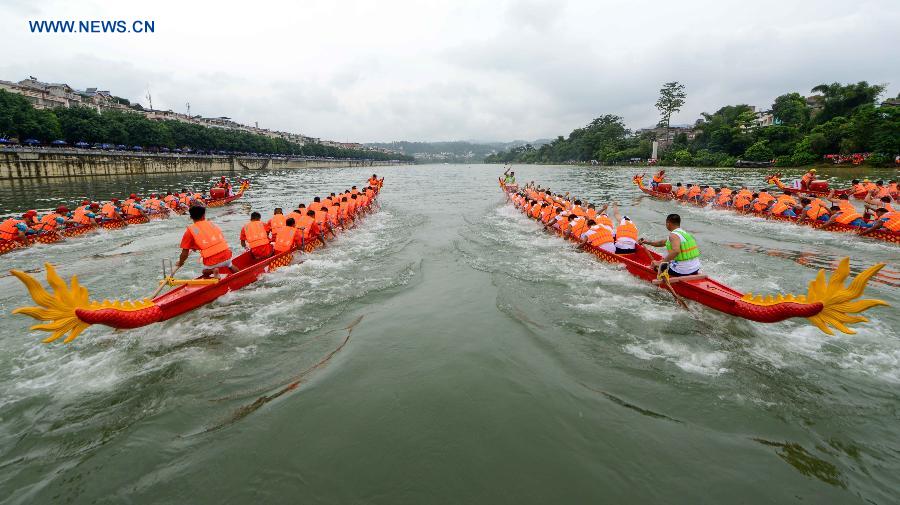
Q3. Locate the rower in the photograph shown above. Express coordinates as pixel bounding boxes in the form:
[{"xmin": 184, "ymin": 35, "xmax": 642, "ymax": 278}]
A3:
[
  {"xmin": 715, "ymin": 185, "xmax": 733, "ymax": 207},
  {"xmin": 33, "ymin": 206, "xmax": 69, "ymax": 233},
  {"xmin": 71, "ymin": 201, "xmax": 98, "ymax": 226},
  {"xmin": 503, "ymin": 168, "xmax": 516, "ymax": 185},
  {"xmin": 674, "ymin": 183, "xmax": 686, "ymax": 199},
  {"xmin": 368, "ymin": 174, "xmax": 380, "ymax": 187},
  {"xmin": 797, "ymin": 197, "xmax": 830, "ymax": 223},
  {"xmin": 240, "ymin": 211, "xmax": 273, "ymax": 260},
  {"xmin": 651, "ymin": 169, "xmax": 666, "ymax": 190},
  {"xmin": 273, "ymin": 218, "xmax": 304, "ymax": 254},
  {"xmin": 268, "ymin": 208, "xmax": 287, "ymax": 236},
  {"xmin": 800, "ymin": 168, "xmax": 817, "ymax": 189},
  {"xmin": 1, "ymin": 212, "xmax": 36, "ymax": 240},
  {"xmin": 101, "ymin": 199, "xmax": 123, "ymax": 222},
  {"xmin": 859, "ymin": 208, "xmax": 900, "ymax": 235},
  {"xmin": 177, "ymin": 205, "xmax": 238, "ymax": 277},
  {"xmin": 823, "ymin": 193, "xmax": 867, "ymax": 228},
  {"xmin": 686, "ymin": 184, "xmax": 701, "ymax": 202},
  {"xmin": 700, "ymin": 185, "xmax": 716, "ymax": 203},
  {"xmin": 639, "ymin": 214, "xmax": 701, "ymax": 277},
  {"xmin": 770, "ymin": 191, "xmax": 799, "ymax": 218},
  {"xmin": 287, "ymin": 204, "xmax": 306, "ymax": 226},
  {"xmin": 295, "ymin": 209, "xmax": 321, "ymax": 243},
  {"xmin": 123, "ymin": 197, "xmax": 148, "ymax": 218},
  {"xmin": 611, "ymin": 203, "xmax": 638, "ymax": 254},
  {"xmin": 582, "ymin": 219, "xmax": 615, "ymax": 253}
]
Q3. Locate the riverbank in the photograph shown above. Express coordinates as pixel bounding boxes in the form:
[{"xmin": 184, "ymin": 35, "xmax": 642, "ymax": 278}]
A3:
[{"xmin": 0, "ymin": 150, "xmax": 409, "ymax": 179}]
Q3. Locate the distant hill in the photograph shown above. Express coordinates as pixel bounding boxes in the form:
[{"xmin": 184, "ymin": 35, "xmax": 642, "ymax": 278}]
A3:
[{"xmin": 365, "ymin": 140, "xmax": 550, "ymax": 163}]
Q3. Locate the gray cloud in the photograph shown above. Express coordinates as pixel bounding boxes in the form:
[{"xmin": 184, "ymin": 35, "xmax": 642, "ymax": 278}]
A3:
[{"xmin": 1, "ymin": 0, "xmax": 897, "ymax": 142}]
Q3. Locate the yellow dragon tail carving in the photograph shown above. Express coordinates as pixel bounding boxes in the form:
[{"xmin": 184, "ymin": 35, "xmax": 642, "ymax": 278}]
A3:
[
  {"xmin": 10, "ymin": 263, "xmax": 92, "ymax": 343},
  {"xmin": 805, "ymin": 258, "xmax": 887, "ymax": 335}
]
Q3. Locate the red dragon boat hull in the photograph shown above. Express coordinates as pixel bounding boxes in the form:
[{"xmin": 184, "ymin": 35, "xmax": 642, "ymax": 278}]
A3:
[
  {"xmin": 11, "ymin": 182, "xmax": 381, "ymax": 343},
  {"xmin": 503, "ymin": 182, "xmax": 886, "ymax": 334}
]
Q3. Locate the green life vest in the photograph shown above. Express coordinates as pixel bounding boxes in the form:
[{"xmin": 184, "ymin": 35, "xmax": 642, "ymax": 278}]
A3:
[{"xmin": 665, "ymin": 228, "xmax": 700, "ymax": 261}]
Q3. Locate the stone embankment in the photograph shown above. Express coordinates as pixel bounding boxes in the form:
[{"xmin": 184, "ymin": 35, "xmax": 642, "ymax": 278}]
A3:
[{"xmin": 1, "ymin": 150, "xmax": 404, "ymax": 179}]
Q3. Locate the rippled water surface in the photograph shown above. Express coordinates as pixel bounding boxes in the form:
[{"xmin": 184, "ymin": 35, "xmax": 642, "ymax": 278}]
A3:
[{"xmin": 1, "ymin": 164, "xmax": 898, "ymax": 504}]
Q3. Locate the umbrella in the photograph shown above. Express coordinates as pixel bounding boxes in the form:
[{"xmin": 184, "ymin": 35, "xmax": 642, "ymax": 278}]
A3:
[
  {"xmin": 51, "ymin": 140, "xmax": 67, "ymax": 146},
  {"xmin": 24, "ymin": 139, "xmax": 40, "ymax": 145},
  {"xmin": 160, "ymin": 147, "xmax": 170, "ymax": 152},
  {"xmin": 132, "ymin": 145, "xmax": 143, "ymax": 151},
  {"xmin": 0, "ymin": 138, "xmax": 10, "ymax": 144},
  {"xmin": 116, "ymin": 144, "xmax": 127, "ymax": 150},
  {"xmin": 75, "ymin": 141, "xmax": 90, "ymax": 147}
]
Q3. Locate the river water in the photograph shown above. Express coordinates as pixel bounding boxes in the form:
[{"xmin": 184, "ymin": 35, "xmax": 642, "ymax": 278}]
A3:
[{"xmin": 0, "ymin": 164, "xmax": 898, "ymax": 504}]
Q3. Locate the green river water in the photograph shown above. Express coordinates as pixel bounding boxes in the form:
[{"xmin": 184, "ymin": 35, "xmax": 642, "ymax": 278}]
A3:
[{"xmin": 0, "ymin": 164, "xmax": 898, "ymax": 504}]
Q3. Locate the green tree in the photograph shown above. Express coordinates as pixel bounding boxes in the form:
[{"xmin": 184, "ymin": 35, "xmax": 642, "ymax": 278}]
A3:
[
  {"xmin": 655, "ymin": 81, "xmax": 686, "ymax": 129},
  {"xmin": 810, "ymin": 81, "xmax": 886, "ymax": 123},
  {"xmin": 771, "ymin": 92, "xmax": 809, "ymax": 127},
  {"xmin": 742, "ymin": 140, "xmax": 774, "ymax": 161}
]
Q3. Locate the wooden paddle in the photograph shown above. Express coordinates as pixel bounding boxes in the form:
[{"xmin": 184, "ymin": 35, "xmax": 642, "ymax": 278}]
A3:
[{"xmin": 150, "ymin": 262, "xmax": 182, "ymax": 299}]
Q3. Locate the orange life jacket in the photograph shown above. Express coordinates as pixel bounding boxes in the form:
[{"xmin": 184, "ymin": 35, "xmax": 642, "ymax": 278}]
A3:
[
  {"xmin": 145, "ymin": 198, "xmax": 162, "ymax": 211},
  {"xmin": 596, "ymin": 214, "xmax": 613, "ymax": 228},
  {"xmin": 35, "ymin": 213, "xmax": 63, "ymax": 232},
  {"xmin": 287, "ymin": 211, "xmax": 304, "ymax": 226},
  {"xmin": 530, "ymin": 204, "xmax": 542, "ymax": 219},
  {"xmin": 687, "ymin": 187, "xmax": 701, "ymax": 198},
  {"xmin": 273, "ymin": 226, "xmax": 297, "ymax": 253},
  {"xmin": 586, "ymin": 208, "xmax": 597, "ymax": 220},
  {"xmin": 268, "ymin": 214, "xmax": 287, "ymax": 233},
  {"xmin": 242, "ymin": 221, "xmax": 270, "ymax": 249},
  {"xmin": 701, "ymin": 188, "xmax": 715, "ymax": 200},
  {"xmin": 296, "ymin": 215, "xmax": 316, "ymax": 237},
  {"xmin": 675, "ymin": 187, "xmax": 686, "ymax": 198},
  {"xmin": 164, "ymin": 195, "xmax": 178, "ymax": 208},
  {"xmin": 309, "ymin": 202, "xmax": 322, "ymax": 212},
  {"xmin": 835, "ymin": 201, "xmax": 862, "ymax": 224},
  {"xmin": 72, "ymin": 206, "xmax": 93, "ymax": 225},
  {"xmin": 805, "ymin": 200, "xmax": 829, "ymax": 220},
  {"xmin": 125, "ymin": 204, "xmax": 143, "ymax": 217},
  {"xmin": 587, "ymin": 225, "xmax": 613, "ymax": 246},
  {"xmin": 187, "ymin": 220, "xmax": 230, "ymax": 263},
  {"xmin": 570, "ymin": 218, "xmax": 588, "ymax": 237},
  {"xmin": 101, "ymin": 203, "xmax": 119, "ymax": 219},
  {"xmin": 716, "ymin": 189, "xmax": 733, "ymax": 205},
  {"xmin": 616, "ymin": 220, "xmax": 638, "ymax": 241},
  {"xmin": 0, "ymin": 218, "xmax": 25, "ymax": 240},
  {"xmin": 571, "ymin": 205, "xmax": 585, "ymax": 217},
  {"xmin": 314, "ymin": 209, "xmax": 328, "ymax": 225},
  {"xmin": 771, "ymin": 195, "xmax": 797, "ymax": 215},
  {"xmin": 734, "ymin": 195, "xmax": 751, "ymax": 209},
  {"xmin": 652, "ymin": 173, "xmax": 664, "ymax": 183},
  {"xmin": 881, "ymin": 211, "xmax": 900, "ymax": 231}
]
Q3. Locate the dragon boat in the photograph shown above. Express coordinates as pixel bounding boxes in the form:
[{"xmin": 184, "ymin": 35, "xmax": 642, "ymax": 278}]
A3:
[
  {"xmin": 503, "ymin": 182, "xmax": 887, "ymax": 335},
  {"xmin": 0, "ymin": 181, "xmax": 251, "ymax": 257},
  {"xmin": 764, "ymin": 173, "xmax": 854, "ymax": 198},
  {"xmin": 10, "ymin": 182, "xmax": 380, "ymax": 343},
  {"xmin": 633, "ymin": 175, "xmax": 900, "ymax": 245},
  {"xmin": 206, "ymin": 179, "xmax": 250, "ymax": 207}
]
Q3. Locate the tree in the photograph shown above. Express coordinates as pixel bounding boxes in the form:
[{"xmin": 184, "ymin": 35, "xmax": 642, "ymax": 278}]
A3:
[
  {"xmin": 655, "ymin": 81, "xmax": 686, "ymax": 129},
  {"xmin": 742, "ymin": 140, "xmax": 774, "ymax": 161},
  {"xmin": 810, "ymin": 81, "xmax": 886, "ymax": 123},
  {"xmin": 771, "ymin": 92, "xmax": 809, "ymax": 127}
]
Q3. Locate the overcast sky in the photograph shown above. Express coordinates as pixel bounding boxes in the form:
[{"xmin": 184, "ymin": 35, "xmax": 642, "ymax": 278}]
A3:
[{"xmin": 2, "ymin": 0, "xmax": 898, "ymax": 142}]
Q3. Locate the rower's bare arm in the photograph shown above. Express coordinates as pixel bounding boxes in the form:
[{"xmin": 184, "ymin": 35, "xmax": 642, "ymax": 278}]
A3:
[{"xmin": 176, "ymin": 248, "xmax": 190, "ymax": 267}]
